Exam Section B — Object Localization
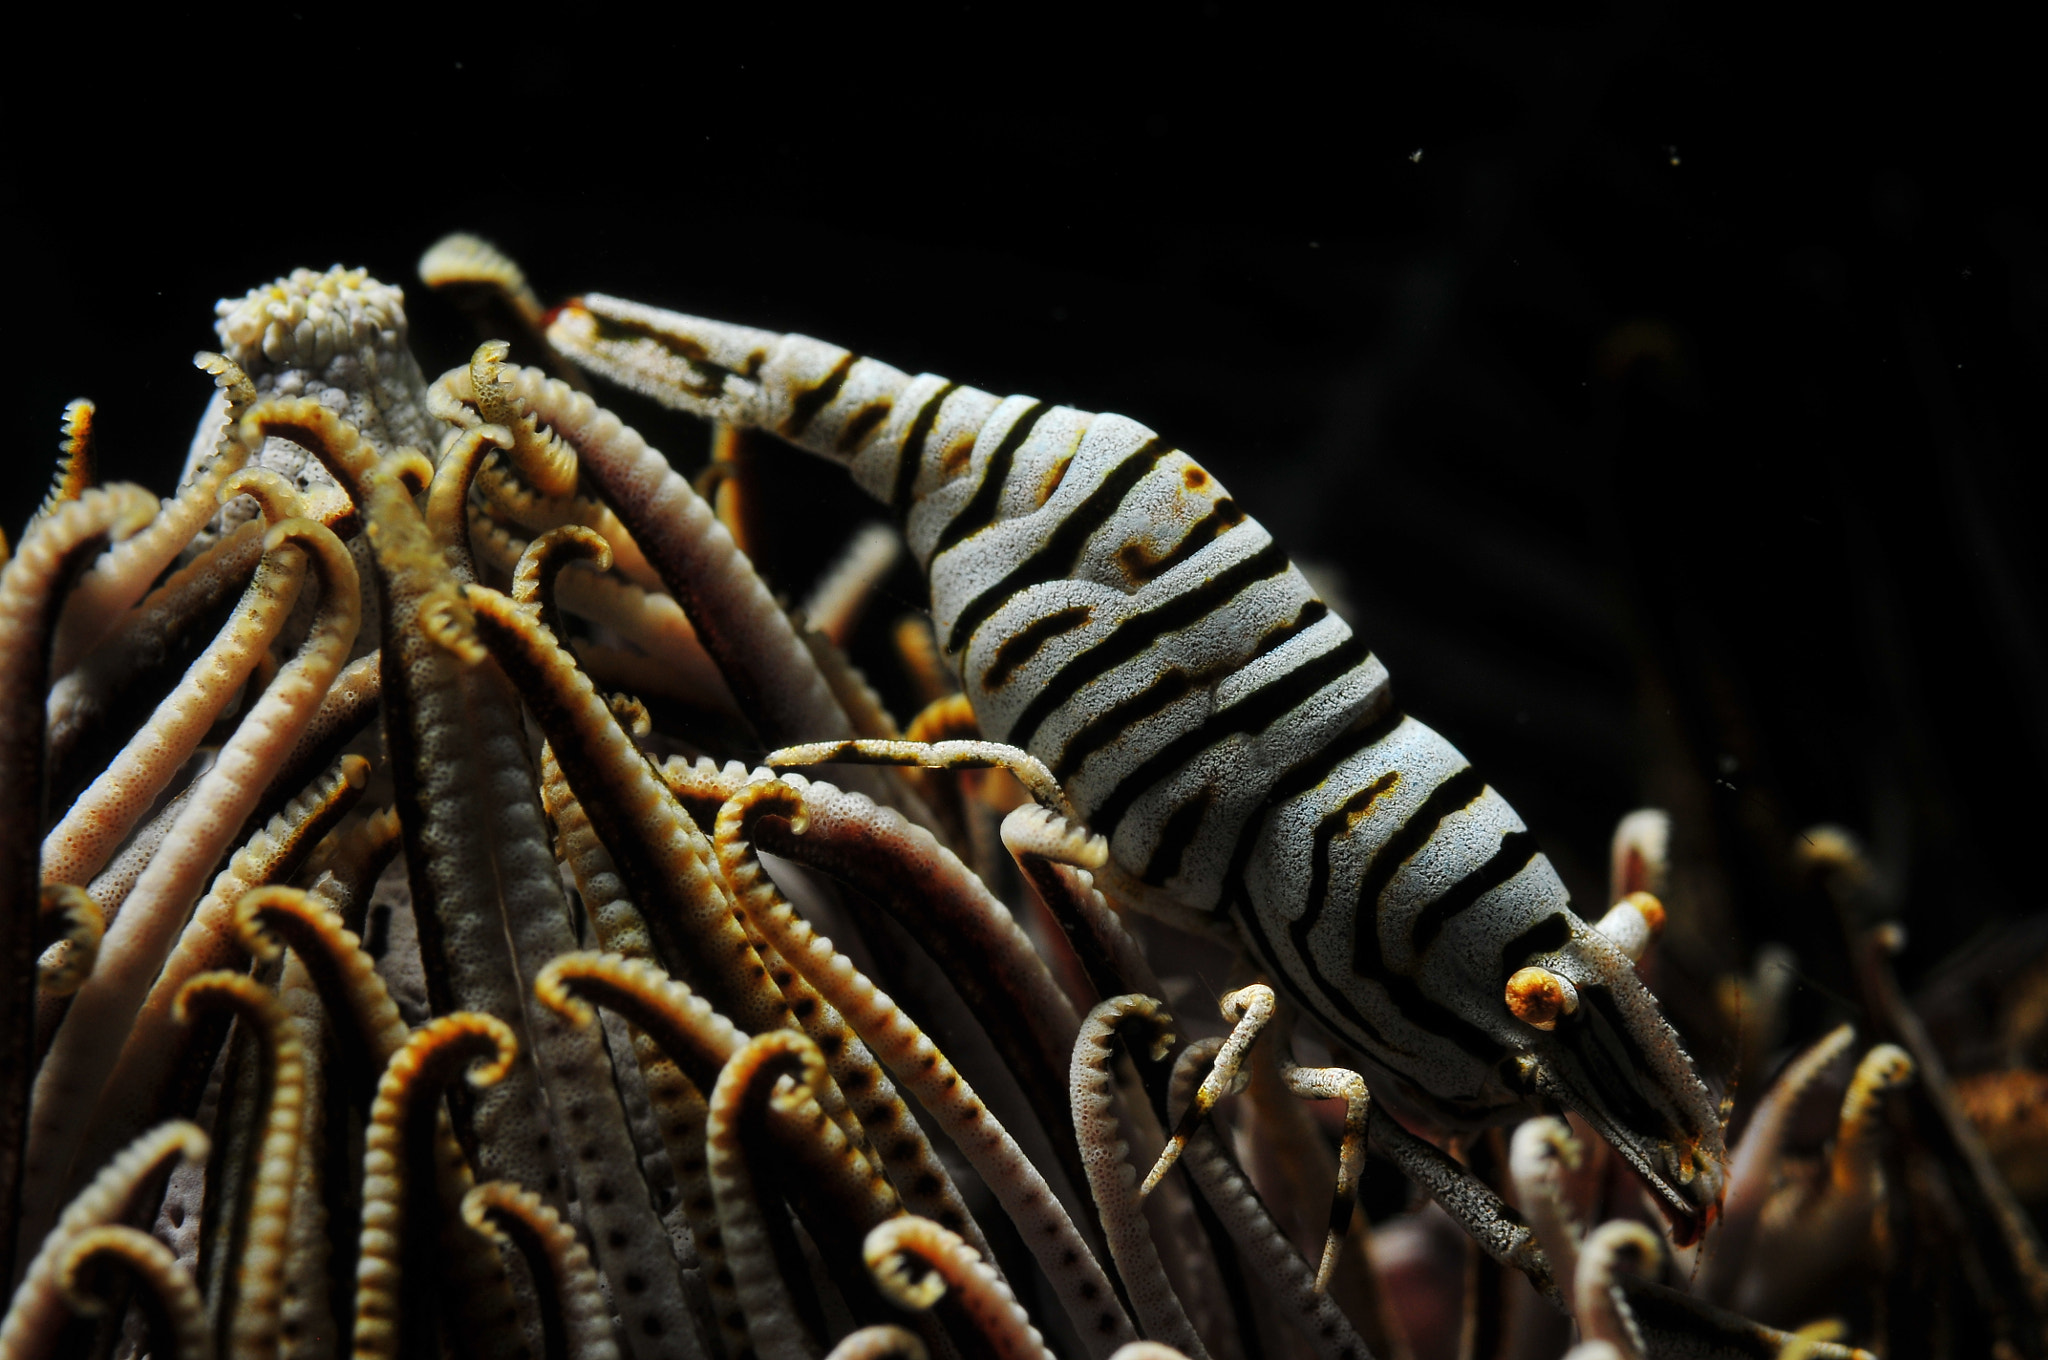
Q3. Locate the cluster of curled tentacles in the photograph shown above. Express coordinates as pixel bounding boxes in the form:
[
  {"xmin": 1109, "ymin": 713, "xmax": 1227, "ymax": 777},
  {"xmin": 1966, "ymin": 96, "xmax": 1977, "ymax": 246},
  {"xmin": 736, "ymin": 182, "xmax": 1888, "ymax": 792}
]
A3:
[{"xmin": 1, "ymin": 255, "xmax": 2041, "ymax": 1360}]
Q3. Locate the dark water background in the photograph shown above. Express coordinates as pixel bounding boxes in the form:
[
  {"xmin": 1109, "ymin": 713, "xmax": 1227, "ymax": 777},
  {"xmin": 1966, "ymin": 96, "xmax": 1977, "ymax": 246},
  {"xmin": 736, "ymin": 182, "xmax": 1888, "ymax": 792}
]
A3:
[{"xmin": 10, "ymin": 5, "xmax": 2041, "ymax": 1074}]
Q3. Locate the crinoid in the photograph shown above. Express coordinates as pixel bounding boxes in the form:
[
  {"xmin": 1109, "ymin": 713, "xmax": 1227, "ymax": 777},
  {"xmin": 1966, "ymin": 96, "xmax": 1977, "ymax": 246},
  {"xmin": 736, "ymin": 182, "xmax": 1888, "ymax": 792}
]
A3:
[{"xmin": 1, "ymin": 250, "xmax": 2039, "ymax": 1360}]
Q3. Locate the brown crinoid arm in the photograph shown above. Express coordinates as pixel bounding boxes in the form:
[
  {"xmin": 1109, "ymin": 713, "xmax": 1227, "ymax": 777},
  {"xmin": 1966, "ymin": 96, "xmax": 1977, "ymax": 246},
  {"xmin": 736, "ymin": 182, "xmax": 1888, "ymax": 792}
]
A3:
[
  {"xmin": 738, "ymin": 775, "xmax": 1086, "ymax": 1190},
  {"xmin": 80, "ymin": 754, "xmax": 367, "ymax": 1174},
  {"xmin": 802, "ymin": 523, "xmax": 900, "ymax": 653},
  {"xmin": 46, "ymin": 353, "xmax": 256, "ymax": 676},
  {"xmin": 462, "ymin": 1182, "xmax": 621, "ymax": 1360},
  {"xmin": 538, "ymin": 731, "xmax": 701, "ymax": 1222},
  {"xmin": 472, "ymin": 510, "xmax": 733, "ymax": 714},
  {"xmin": 173, "ymin": 973, "xmax": 306, "ymax": 1360},
  {"xmin": 1702, "ymin": 1023, "xmax": 1855, "ymax": 1302},
  {"xmin": 1830, "ymin": 1043, "xmax": 1916, "ymax": 1200},
  {"xmin": 797, "ymin": 602, "xmax": 903, "ymax": 747},
  {"xmin": 67, "ymin": 784, "xmax": 194, "ymax": 1002},
  {"xmin": 660, "ymin": 756, "xmax": 756, "ymax": 830},
  {"xmin": 699, "ymin": 422, "xmax": 762, "ymax": 563},
  {"xmin": 465, "ymin": 450, "xmax": 659, "ymax": 591},
  {"xmin": 702, "ymin": 1030, "xmax": 818, "ymax": 1360},
  {"xmin": 234, "ymin": 888, "xmax": 409, "ymax": 1094},
  {"xmin": 1802, "ymin": 835, "xmax": 2048, "ymax": 1343},
  {"xmin": 237, "ymin": 398, "xmax": 381, "ymax": 507},
  {"xmin": 417, "ymin": 235, "xmax": 553, "ymax": 340},
  {"xmin": 718, "ymin": 778, "xmax": 1137, "ymax": 1357},
  {"xmin": 899, "ymin": 698, "xmax": 976, "ymax": 750},
  {"xmin": 534, "ymin": 951, "xmax": 748, "ymax": 1091},
  {"xmin": 468, "ymin": 342, "xmax": 582, "ymax": 499},
  {"xmin": 1007, "ymin": 810, "xmax": 1237, "ymax": 1350},
  {"xmin": 54, "ymin": 1224, "xmax": 212, "ymax": 1360},
  {"xmin": 1717, "ymin": 1042, "xmax": 1918, "ymax": 1328},
  {"xmin": 856, "ymin": 693, "xmax": 969, "ymax": 849},
  {"xmin": 269, "ymin": 909, "xmax": 345, "ymax": 1360},
  {"xmin": 459, "ymin": 585, "xmax": 784, "ymax": 1031},
  {"xmin": 0, "ymin": 1119, "xmax": 209, "ymax": 1360},
  {"xmin": 432, "ymin": 557, "xmax": 710, "ymax": 1358},
  {"xmin": 1071, "ymin": 996, "xmax": 1207, "ymax": 1359},
  {"xmin": 351, "ymin": 1013, "xmax": 519, "ymax": 1360},
  {"xmin": 88, "ymin": 819, "xmax": 362, "ymax": 1335},
  {"xmin": 647, "ymin": 770, "xmax": 991, "ymax": 1261},
  {"xmin": 688, "ymin": 790, "xmax": 979, "ymax": 1257},
  {"xmin": 1509, "ymin": 1116, "xmax": 1587, "ymax": 1313},
  {"xmin": 428, "ymin": 345, "xmax": 635, "ymax": 575},
  {"xmin": 425, "ymin": 423, "xmax": 513, "ymax": 584},
  {"xmin": 24, "ymin": 510, "xmax": 359, "ymax": 1256},
  {"xmin": 464, "ymin": 574, "xmax": 776, "ymax": 1197},
  {"xmin": 863, "ymin": 1217, "xmax": 1054, "ymax": 1360},
  {"xmin": 823, "ymin": 1326, "xmax": 927, "ymax": 1360},
  {"xmin": 539, "ymin": 953, "xmax": 923, "ymax": 1360},
  {"xmin": 32, "ymin": 400, "xmax": 98, "ymax": 527},
  {"xmin": 1573, "ymin": 1220, "xmax": 1660, "ymax": 1359},
  {"xmin": 282, "ymin": 391, "xmax": 695, "ymax": 1356},
  {"xmin": 707, "ymin": 774, "xmax": 994, "ymax": 1252},
  {"xmin": 34, "ymin": 884, "xmax": 102, "ymax": 997},
  {"xmin": 535, "ymin": 951, "xmax": 749, "ymax": 1360},
  {"xmin": 237, "ymin": 400, "xmax": 570, "ymax": 1239},
  {"xmin": 539, "ymin": 753, "xmax": 714, "ymax": 1319},
  {"xmin": 893, "ymin": 617, "xmax": 954, "ymax": 712},
  {"xmin": 243, "ymin": 650, "xmax": 381, "ymax": 840},
  {"xmin": 0, "ymin": 482, "xmax": 157, "ymax": 1283},
  {"xmin": 467, "ymin": 358, "xmax": 858, "ymax": 752},
  {"xmin": 219, "ymin": 419, "xmax": 545, "ymax": 1358},
  {"xmin": 45, "ymin": 519, "xmax": 267, "ymax": 810},
  {"xmin": 510, "ymin": 525, "xmax": 611, "ymax": 644},
  {"xmin": 234, "ymin": 888, "xmax": 528, "ymax": 1360},
  {"xmin": 230, "ymin": 821, "xmax": 382, "ymax": 1312},
  {"xmin": 0, "ymin": 488, "xmax": 158, "ymax": 766},
  {"xmin": 464, "ymin": 640, "xmax": 703, "ymax": 1354},
  {"xmin": 707, "ymin": 1031, "xmax": 903, "ymax": 1360},
  {"xmin": 304, "ymin": 807, "xmax": 403, "ymax": 934},
  {"xmin": 540, "ymin": 748, "xmax": 658, "ymax": 967},
  {"xmin": 1000, "ymin": 805, "xmax": 1165, "ymax": 1012},
  {"xmin": 40, "ymin": 472, "xmax": 310, "ymax": 889}
]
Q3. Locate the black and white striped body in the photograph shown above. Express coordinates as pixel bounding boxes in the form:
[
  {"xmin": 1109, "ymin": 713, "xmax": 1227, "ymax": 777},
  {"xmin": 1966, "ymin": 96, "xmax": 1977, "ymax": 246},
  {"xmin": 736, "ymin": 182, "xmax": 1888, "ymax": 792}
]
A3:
[
  {"xmin": 550, "ymin": 295, "xmax": 1726, "ymax": 1232},
  {"xmin": 553, "ymin": 298, "xmax": 1600, "ymax": 1122}
]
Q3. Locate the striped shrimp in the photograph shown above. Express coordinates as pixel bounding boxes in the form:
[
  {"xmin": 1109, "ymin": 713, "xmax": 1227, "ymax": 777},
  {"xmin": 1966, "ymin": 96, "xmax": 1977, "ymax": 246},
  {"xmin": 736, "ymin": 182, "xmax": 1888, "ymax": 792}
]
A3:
[{"xmin": 540, "ymin": 289, "xmax": 1727, "ymax": 1242}]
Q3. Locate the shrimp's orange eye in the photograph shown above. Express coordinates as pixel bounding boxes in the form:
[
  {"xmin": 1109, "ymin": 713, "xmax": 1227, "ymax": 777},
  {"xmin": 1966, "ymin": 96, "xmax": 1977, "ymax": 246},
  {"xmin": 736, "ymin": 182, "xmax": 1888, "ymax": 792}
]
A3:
[{"xmin": 1505, "ymin": 966, "xmax": 1579, "ymax": 1031}]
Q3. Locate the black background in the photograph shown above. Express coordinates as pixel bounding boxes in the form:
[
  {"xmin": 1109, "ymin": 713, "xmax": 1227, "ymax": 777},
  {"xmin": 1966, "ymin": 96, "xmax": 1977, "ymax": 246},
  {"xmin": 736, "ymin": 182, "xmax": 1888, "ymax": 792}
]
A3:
[{"xmin": 9, "ymin": 3, "xmax": 2041, "ymax": 1056}]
